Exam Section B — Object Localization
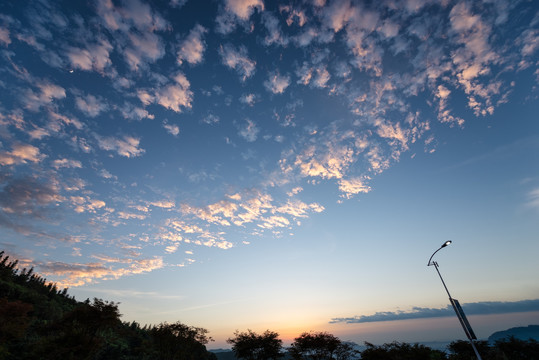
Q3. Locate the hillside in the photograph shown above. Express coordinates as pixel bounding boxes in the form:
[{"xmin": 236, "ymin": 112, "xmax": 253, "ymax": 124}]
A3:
[
  {"xmin": 488, "ymin": 325, "xmax": 539, "ymax": 343},
  {"xmin": 0, "ymin": 251, "xmax": 217, "ymax": 360}
]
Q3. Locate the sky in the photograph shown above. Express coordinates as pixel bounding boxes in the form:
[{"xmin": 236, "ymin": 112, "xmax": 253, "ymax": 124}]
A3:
[{"xmin": 0, "ymin": 0, "xmax": 538, "ymax": 349}]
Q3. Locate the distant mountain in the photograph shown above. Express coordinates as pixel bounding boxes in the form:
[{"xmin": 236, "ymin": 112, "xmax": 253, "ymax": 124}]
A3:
[{"xmin": 488, "ymin": 325, "xmax": 539, "ymax": 343}]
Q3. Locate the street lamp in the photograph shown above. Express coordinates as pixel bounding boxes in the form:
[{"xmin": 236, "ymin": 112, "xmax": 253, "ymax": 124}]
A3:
[{"xmin": 428, "ymin": 241, "xmax": 482, "ymax": 360}]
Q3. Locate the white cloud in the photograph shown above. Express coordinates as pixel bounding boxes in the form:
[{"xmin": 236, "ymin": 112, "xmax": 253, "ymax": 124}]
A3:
[
  {"xmin": 238, "ymin": 118, "xmax": 259, "ymax": 142},
  {"xmin": 219, "ymin": 43, "xmax": 256, "ymax": 81},
  {"xmin": 39, "ymin": 256, "xmax": 164, "ymax": 287},
  {"xmin": 154, "ymin": 73, "xmax": 193, "ymax": 113},
  {"xmin": 202, "ymin": 113, "xmax": 220, "ymax": 124},
  {"xmin": 75, "ymin": 94, "xmax": 108, "ymax": 118},
  {"xmin": 52, "ymin": 158, "xmax": 82, "ymax": 169},
  {"xmin": 125, "ymin": 32, "xmax": 165, "ymax": 71},
  {"xmin": 338, "ymin": 177, "xmax": 371, "ymax": 198},
  {"xmin": 67, "ymin": 39, "xmax": 113, "ymax": 73},
  {"xmin": 0, "ymin": 144, "xmax": 46, "ymax": 165},
  {"xmin": 240, "ymin": 93, "xmax": 257, "ymax": 106},
  {"xmin": 225, "ymin": 0, "xmax": 264, "ymax": 20},
  {"xmin": 163, "ymin": 123, "xmax": 180, "ymax": 136},
  {"xmin": 264, "ymin": 71, "xmax": 290, "ymax": 94},
  {"xmin": 23, "ymin": 82, "xmax": 66, "ymax": 111},
  {"xmin": 96, "ymin": 135, "xmax": 145, "ymax": 158},
  {"xmin": 177, "ymin": 24, "xmax": 207, "ymax": 65}
]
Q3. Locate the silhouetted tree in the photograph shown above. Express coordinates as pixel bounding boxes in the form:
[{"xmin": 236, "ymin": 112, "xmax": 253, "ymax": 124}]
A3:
[
  {"xmin": 447, "ymin": 340, "xmax": 491, "ymax": 360},
  {"xmin": 491, "ymin": 336, "xmax": 539, "ymax": 360},
  {"xmin": 360, "ymin": 341, "xmax": 446, "ymax": 360},
  {"xmin": 289, "ymin": 332, "xmax": 359, "ymax": 360},
  {"xmin": 148, "ymin": 321, "xmax": 216, "ymax": 360},
  {"xmin": 227, "ymin": 329, "xmax": 284, "ymax": 360}
]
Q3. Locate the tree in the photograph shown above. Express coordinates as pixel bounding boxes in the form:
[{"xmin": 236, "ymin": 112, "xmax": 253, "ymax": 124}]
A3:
[
  {"xmin": 227, "ymin": 329, "xmax": 284, "ymax": 360},
  {"xmin": 492, "ymin": 336, "xmax": 539, "ymax": 360},
  {"xmin": 289, "ymin": 332, "xmax": 359, "ymax": 360},
  {"xmin": 360, "ymin": 341, "xmax": 447, "ymax": 360},
  {"xmin": 148, "ymin": 321, "xmax": 216, "ymax": 360},
  {"xmin": 447, "ymin": 340, "xmax": 491, "ymax": 360}
]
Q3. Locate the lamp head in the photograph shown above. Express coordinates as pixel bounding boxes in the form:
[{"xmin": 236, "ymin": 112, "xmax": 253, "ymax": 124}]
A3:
[{"xmin": 442, "ymin": 240, "xmax": 452, "ymax": 248}]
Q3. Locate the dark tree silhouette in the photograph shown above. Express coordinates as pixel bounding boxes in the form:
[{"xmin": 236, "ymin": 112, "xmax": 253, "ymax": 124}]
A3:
[
  {"xmin": 360, "ymin": 341, "xmax": 446, "ymax": 360},
  {"xmin": 447, "ymin": 340, "xmax": 491, "ymax": 360},
  {"xmin": 289, "ymin": 332, "xmax": 359, "ymax": 360},
  {"xmin": 0, "ymin": 250, "xmax": 218, "ymax": 360},
  {"xmin": 148, "ymin": 321, "xmax": 216, "ymax": 360},
  {"xmin": 492, "ymin": 336, "xmax": 539, "ymax": 360},
  {"xmin": 227, "ymin": 329, "xmax": 284, "ymax": 360}
]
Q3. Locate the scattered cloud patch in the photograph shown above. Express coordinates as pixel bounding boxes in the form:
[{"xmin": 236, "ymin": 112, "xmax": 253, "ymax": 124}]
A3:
[
  {"xmin": 264, "ymin": 71, "xmax": 291, "ymax": 94},
  {"xmin": 177, "ymin": 24, "xmax": 207, "ymax": 65},
  {"xmin": 219, "ymin": 43, "xmax": 256, "ymax": 81}
]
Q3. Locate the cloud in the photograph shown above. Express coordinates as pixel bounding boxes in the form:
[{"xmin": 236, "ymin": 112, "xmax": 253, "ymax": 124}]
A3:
[
  {"xmin": 338, "ymin": 177, "xmax": 371, "ymax": 199},
  {"xmin": 448, "ymin": 1, "xmax": 501, "ymax": 117},
  {"xmin": 296, "ymin": 63, "xmax": 331, "ymax": 88},
  {"xmin": 95, "ymin": 135, "xmax": 145, "ymax": 158},
  {"xmin": 0, "ymin": 144, "xmax": 45, "ymax": 166},
  {"xmin": 23, "ymin": 82, "xmax": 66, "ymax": 111},
  {"xmin": 96, "ymin": 0, "xmax": 168, "ymax": 33},
  {"xmin": 154, "ymin": 73, "xmax": 193, "ymax": 113},
  {"xmin": 150, "ymin": 200, "xmax": 175, "ymax": 209},
  {"xmin": 225, "ymin": 0, "xmax": 264, "ymax": 20},
  {"xmin": 291, "ymin": 141, "xmax": 355, "ymax": 180},
  {"xmin": 67, "ymin": 39, "xmax": 113, "ymax": 73},
  {"xmin": 37, "ymin": 255, "xmax": 165, "ymax": 287},
  {"xmin": 264, "ymin": 71, "xmax": 291, "ymax": 94},
  {"xmin": 75, "ymin": 94, "xmax": 108, "ymax": 118},
  {"xmin": 0, "ymin": 175, "xmax": 63, "ymax": 216},
  {"xmin": 95, "ymin": 0, "xmax": 167, "ymax": 70},
  {"xmin": 125, "ymin": 32, "xmax": 165, "ymax": 71},
  {"xmin": 52, "ymin": 158, "xmax": 82, "ymax": 169},
  {"xmin": 219, "ymin": 43, "xmax": 256, "ymax": 82},
  {"xmin": 238, "ymin": 118, "xmax": 259, "ymax": 142},
  {"xmin": 240, "ymin": 93, "xmax": 257, "ymax": 106},
  {"xmin": 330, "ymin": 299, "xmax": 539, "ymax": 324},
  {"xmin": 0, "ymin": 26, "xmax": 11, "ymax": 46},
  {"xmin": 120, "ymin": 102, "xmax": 154, "ymax": 121},
  {"xmin": 280, "ymin": 5, "xmax": 307, "ymax": 27},
  {"xmin": 261, "ymin": 12, "xmax": 288, "ymax": 46},
  {"xmin": 163, "ymin": 123, "xmax": 180, "ymax": 136},
  {"xmin": 177, "ymin": 24, "xmax": 207, "ymax": 65},
  {"xmin": 70, "ymin": 196, "xmax": 106, "ymax": 214},
  {"xmin": 202, "ymin": 113, "xmax": 220, "ymax": 124},
  {"xmin": 526, "ymin": 188, "xmax": 539, "ymax": 210}
]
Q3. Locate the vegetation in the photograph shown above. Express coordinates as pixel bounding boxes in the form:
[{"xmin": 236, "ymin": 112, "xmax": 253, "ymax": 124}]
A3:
[
  {"xmin": 360, "ymin": 341, "xmax": 446, "ymax": 360},
  {"xmin": 289, "ymin": 332, "xmax": 358, "ymax": 360},
  {"xmin": 0, "ymin": 251, "xmax": 217, "ymax": 360},
  {"xmin": 2, "ymin": 251, "xmax": 538, "ymax": 360},
  {"xmin": 227, "ymin": 330, "xmax": 284, "ymax": 360}
]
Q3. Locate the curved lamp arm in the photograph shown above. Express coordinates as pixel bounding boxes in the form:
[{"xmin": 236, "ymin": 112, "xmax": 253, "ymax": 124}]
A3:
[{"xmin": 427, "ymin": 240, "xmax": 452, "ymax": 266}]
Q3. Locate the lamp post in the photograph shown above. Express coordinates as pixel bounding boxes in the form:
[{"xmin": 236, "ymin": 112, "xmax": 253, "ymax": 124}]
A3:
[{"xmin": 428, "ymin": 241, "xmax": 482, "ymax": 360}]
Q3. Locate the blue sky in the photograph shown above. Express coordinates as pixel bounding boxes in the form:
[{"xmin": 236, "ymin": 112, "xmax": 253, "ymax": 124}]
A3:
[{"xmin": 1, "ymin": 0, "xmax": 538, "ymax": 348}]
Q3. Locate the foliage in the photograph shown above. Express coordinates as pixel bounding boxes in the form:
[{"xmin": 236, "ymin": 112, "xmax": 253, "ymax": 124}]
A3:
[
  {"xmin": 360, "ymin": 341, "xmax": 447, "ymax": 360},
  {"xmin": 448, "ymin": 337, "xmax": 539, "ymax": 360},
  {"xmin": 227, "ymin": 329, "xmax": 284, "ymax": 360},
  {"xmin": 0, "ymin": 250, "xmax": 216, "ymax": 360},
  {"xmin": 289, "ymin": 332, "xmax": 359, "ymax": 360}
]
